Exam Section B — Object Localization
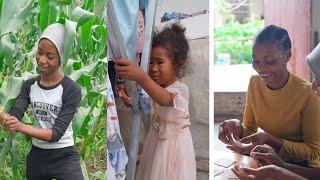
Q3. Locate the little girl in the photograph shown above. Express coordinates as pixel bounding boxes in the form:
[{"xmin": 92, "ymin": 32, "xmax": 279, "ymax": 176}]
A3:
[
  {"xmin": 115, "ymin": 24, "xmax": 196, "ymax": 180},
  {"xmin": 0, "ymin": 23, "xmax": 83, "ymax": 179}
]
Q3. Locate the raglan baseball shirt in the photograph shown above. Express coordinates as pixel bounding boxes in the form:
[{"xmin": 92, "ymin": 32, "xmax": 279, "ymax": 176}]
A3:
[{"xmin": 10, "ymin": 75, "xmax": 81, "ymax": 149}]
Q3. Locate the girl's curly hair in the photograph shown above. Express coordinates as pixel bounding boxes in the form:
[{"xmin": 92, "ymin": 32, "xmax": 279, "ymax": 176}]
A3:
[{"xmin": 152, "ymin": 23, "xmax": 190, "ymax": 78}]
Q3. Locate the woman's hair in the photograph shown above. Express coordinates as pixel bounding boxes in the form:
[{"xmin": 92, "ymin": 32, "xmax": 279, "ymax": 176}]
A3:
[
  {"xmin": 254, "ymin": 24, "xmax": 291, "ymax": 52},
  {"xmin": 152, "ymin": 23, "xmax": 190, "ymax": 78}
]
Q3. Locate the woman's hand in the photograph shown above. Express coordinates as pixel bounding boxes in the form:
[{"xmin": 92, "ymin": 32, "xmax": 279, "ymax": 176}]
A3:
[
  {"xmin": 114, "ymin": 58, "xmax": 146, "ymax": 83},
  {"xmin": 226, "ymin": 143, "xmax": 254, "ymax": 155},
  {"xmin": 250, "ymin": 145, "xmax": 286, "ymax": 167},
  {"xmin": 240, "ymin": 132, "xmax": 271, "ymax": 146},
  {"xmin": 240, "ymin": 132, "xmax": 283, "ymax": 152},
  {"xmin": 231, "ymin": 164, "xmax": 307, "ymax": 180},
  {"xmin": 218, "ymin": 119, "xmax": 244, "ymax": 145},
  {"xmin": 219, "ymin": 119, "xmax": 252, "ymax": 155},
  {"xmin": 3, "ymin": 115, "xmax": 25, "ymax": 132},
  {"xmin": 231, "ymin": 164, "xmax": 276, "ymax": 180}
]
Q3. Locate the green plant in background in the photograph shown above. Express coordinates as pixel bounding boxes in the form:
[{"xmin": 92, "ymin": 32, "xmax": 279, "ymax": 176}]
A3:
[
  {"xmin": 214, "ymin": 20, "xmax": 264, "ymax": 65},
  {"xmin": 0, "ymin": 0, "xmax": 107, "ymax": 179}
]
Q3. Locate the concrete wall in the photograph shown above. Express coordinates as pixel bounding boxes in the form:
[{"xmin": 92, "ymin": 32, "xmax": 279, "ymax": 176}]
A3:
[
  {"xmin": 214, "ymin": 92, "xmax": 246, "ymax": 117},
  {"xmin": 181, "ymin": 38, "xmax": 209, "ymax": 125}
]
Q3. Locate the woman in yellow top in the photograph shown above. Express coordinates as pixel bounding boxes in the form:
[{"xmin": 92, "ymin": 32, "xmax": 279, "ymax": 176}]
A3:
[{"xmin": 218, "ymin": 25, "xmax": 320, "ymax": 167}]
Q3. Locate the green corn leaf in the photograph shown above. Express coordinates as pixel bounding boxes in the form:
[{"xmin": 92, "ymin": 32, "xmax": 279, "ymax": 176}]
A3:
[
  {"xmin": 0, "ymin": 76, "xmax": 23, "ymax": 111},
  {"xmin": 71, "ymin": 7, "xmax": 94, "ymax": 26},
  {"xmin": 89, "ymin": 25, "xmax": 107, "ymax": 59},
  {"xmin": 39, "ymin": 0, "xmax": 58, "ymax": 31},
  {"xmin": 10, "ymin": 136, "xmax": 20, "ymax": 179},
  {"xmin": 0, "ymin": 0, "xmax": 33, "ymax": 37},
  {"xmin": 93, "ymin": 0, "xmax": 106, "ymax": 19},
  {"xmin": 72, "ymin": 106, "xmax": 90, "ymax": 139},
  {"xmin": 65, "ymin": 59, "xmax": 81, "ymax": 75},
  {"xmin": 77, "ymin": 73, "xmax": 91, "ymax": 90},
  {"xmin": 73, "ymin": 60, "xmax": 82, "ymax": 70},
  {"xmin": 0, "ymin": 50, "xmax": 4, "ymax": 72},
  {"xmin": 79, "ymin": 18, "xmax": 94, "ymax": 59},
  {"xmin": 57, "ymin": 0, "xmax": 72, "ymax": 5},
  {"xmin": 63, "ymin": 19, "xmax": 77, "ymax": 67},
  {"xmin": 0, "ymin": 0, "xmax": 3, "ymax": 19},
  {"xmin": 70, "ymin": 61, "xmax": 99, "ymax": 81},
  {"xmin": 1, "ymin": 36, "xmax": 15, "ymax": 73},
  {"xmin": 21, "ymin": 113, "xmax": 33, "ymax": 124},
  {"xmin": 81, "ymin": 0, "xmax": 94, "ymax": 10},
  {"xmin": 0, "ymin": 0, "xmax": 20, "ymax": 34},
  {"xmin": 81, "ymin": 114, "xmax": 92, "ymax": 137},
  {"xmin": 0, "ymin": 132, "xmax": 15, "ymax": 166}
]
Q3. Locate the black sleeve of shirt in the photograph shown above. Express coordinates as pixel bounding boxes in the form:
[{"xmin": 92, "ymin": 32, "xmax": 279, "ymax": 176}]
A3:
[
  {"xmin": 50, "ymin": 77, "xmax": 82, "ymax": 142},
  {"xmin": 9, "ymin": 78, "xmax": 37, "ymax": 120}
]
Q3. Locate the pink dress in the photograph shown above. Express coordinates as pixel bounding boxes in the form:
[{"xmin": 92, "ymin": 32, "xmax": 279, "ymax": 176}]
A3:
[{"xmin": 135, "ymin": 81, "xmax": 196, "ymax": 180}]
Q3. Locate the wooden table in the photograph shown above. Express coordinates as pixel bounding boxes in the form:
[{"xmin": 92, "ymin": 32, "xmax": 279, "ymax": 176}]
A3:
[{"xmin": 214, "ymin": 151, "xmax": 258, "ymax": 179}]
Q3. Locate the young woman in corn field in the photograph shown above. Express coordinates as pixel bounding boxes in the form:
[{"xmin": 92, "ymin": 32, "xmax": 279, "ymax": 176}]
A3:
[{"xmin": 0, "ymin": 23, "xmax": 83, "ymax": 180}]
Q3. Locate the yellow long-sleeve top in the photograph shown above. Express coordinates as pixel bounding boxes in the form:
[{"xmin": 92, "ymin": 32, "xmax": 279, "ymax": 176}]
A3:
[{"xmin": 243, "ymin": 72, "xmax": 320, "ymax": 167}]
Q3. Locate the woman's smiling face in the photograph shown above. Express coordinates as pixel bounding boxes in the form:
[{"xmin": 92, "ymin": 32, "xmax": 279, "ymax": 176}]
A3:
[
  {"xmin": 36, "ymin": 39, "xmax": 60, "ymax": 75},
  {"xmin": 252, "ymin": 41, "xmax": 291, "ymax": 90}
]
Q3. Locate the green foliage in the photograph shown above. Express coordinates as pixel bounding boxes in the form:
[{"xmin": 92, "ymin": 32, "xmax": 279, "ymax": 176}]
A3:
[
  {"xmin": 0, "ymin": 0, "xmax": 107, "ymax": 179},
  {"xmin": 214, "ymin": 20, "xmax": 264, "ymax": 64}
]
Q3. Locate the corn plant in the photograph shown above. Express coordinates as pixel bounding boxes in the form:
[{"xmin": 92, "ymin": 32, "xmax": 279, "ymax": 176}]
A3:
[{"xmin": 0, "ymin": 0, "xmax": 107, "ymax": 179}]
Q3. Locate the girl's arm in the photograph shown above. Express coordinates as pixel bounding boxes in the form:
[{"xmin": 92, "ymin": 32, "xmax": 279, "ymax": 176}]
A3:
[
  {"xmin": 5, "ymin": 78, "xmax": 81, "ymax": 143},
  {"xmin": 115, "ymin": 58, "xmax": 173, "ymax": 106},
  {"xmin": 4, "ymin": 116, "xmax": 52, "ymax": 141},
  {"xmin": 50, "ymin": 79, "xmax": 81, "ymax": 142},
  {"xmin": 3, "ymin": 78, "xmax": 53, "ymax": 141},
  {"xmin": 137, "ymin": 74, "xmax": 173, "ymax": 106}
]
